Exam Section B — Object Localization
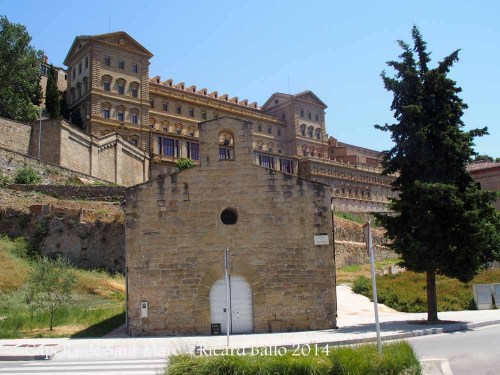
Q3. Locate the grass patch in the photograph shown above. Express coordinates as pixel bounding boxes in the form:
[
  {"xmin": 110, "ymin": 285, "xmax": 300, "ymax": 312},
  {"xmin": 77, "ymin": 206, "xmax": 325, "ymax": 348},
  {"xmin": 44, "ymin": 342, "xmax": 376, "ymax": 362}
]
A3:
[
  {"xmin": 166, "ymin": 342, "xmax": 421, "ymax": 375},
  {"xmin": 0, "ymin": 236, "xmax": 125, "ymax": 338},
  {"xmin": 336, "ymin": 258, "xmax": 400, "ymax": 284},
  {"xmin": 353, "ymin": 269, "xmax": 500, "ymax": 312}
]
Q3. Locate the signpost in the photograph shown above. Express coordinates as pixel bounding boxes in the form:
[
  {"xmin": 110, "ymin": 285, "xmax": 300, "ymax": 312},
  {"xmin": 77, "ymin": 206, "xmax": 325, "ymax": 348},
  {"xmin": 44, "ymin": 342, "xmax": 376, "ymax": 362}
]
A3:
[
  {"xmin": 224, "ymin": 249, "xmax": 230, "ymax": 347},
  {"xmin": 363, "ymin": 221, "xmax": 382, "ymax": 354}
]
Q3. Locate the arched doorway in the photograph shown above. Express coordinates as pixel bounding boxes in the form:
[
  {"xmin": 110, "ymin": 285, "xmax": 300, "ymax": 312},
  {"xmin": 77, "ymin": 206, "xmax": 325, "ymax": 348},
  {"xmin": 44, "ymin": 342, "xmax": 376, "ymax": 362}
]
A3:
[{"xmin": 209, "ymin": 276, "xmax": 253, "ymax": 334}]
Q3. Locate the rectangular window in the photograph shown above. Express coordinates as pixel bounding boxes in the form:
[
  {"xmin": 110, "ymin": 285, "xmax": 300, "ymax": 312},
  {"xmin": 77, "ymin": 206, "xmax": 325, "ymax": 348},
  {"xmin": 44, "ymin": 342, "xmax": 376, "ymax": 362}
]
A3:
[
  {"xmin": 130, "ymin": 139, "xmax": 138, "ymax": 146},
  {"xmin": 131, "ymin": 114, "xmax": 138, "ymax": 124},
  {"xmin": 72, "ymin": 69, "xmax": 75, "ymax": 79},
  {"xmin": 277, "ymin": 128, "xmax": 281, "ymax": 136},
  {"xmin": 257, "ymin": 123, "xmax": 262, "ymax": 132},
  {"xmin": 279, "ymin": 159, "xmax": 293, "ymax": 174},
  {"xmin": 132, "ymin": 63, "xmax": 138, "ymax": 73},
  {"xmin": 258, "ymin": 154, "xmax": 273, "ymax": 169},
  {"xmin": 308, "ymin": 112, "xmax": 311, "ymax": 119},
  {"xmin": 131, "ymin": 87, "xmax": 138, "ymax": 98},
  {"xmin": 162, "ymin": 102, "xmax": 168, "ymax": 111},
  {"xmin": 176, "ymin": 105, "xmax": 181, "ymax": 114},
  {"xmin": 85, "ymin": 57, "xmax": 89, "ymax": 69},
  {"xmin": 117, "ymin": 112, "xmax": 124, "ymax": 122},
  {"xmin": 267, "ymin": 126, "xmax": 272, "ymax": 135},
  {"xmin": 102, "ymin": 109, "xmax": 110, "ymax": 119},
  {"xmin": 159, "ymin": 137, "xmax": 179, "ymax": 157},
  {"xmin": 78, "ymin": 62, "xmax": 82, "ymax": 74},
  {"xmin": 219, "ymin": 147, "xmax": 231, "ymax": 160},
  {"xmin": 187, "ymin": 142, "xmax": 200, "ymax": 160},
  {"xmin": 201, "ymin": 111, "xmax": 207, "ymax": 120},
  {"xmin": 188, "ymin": 108, "xmax": 194, "ymax": 117},
  {"xmin": 300, "ymin": 109, "xmax": 304, "ymax": 117},
  {"xmin": 282, "ymin": 112, "xmax": 286, "ymax": 120},
  {"xmin": 104, "ymin": 55, "xmax": 110, "ymax": 66},
  {"xmin": 117, "ymin": 84, "xmax": 125, "ymax": 95},
  {"xmin": 118, "ymin": 59, "xmax": 125, "ymax": 70},
  {"xmin": 103, "ymin": 81, "xmax": 110, "ymax": 91},
  {"xmin": 315, "ymin": 113, "xmax": 319, "ymax": 121},
  {"xmin": 40, "ymin": 65, "xmax": 47, "ymax": 76}
]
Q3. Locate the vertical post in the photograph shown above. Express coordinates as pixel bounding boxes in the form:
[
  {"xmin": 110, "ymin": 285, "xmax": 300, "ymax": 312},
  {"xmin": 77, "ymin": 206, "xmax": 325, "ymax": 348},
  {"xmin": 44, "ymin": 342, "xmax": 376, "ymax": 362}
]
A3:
[
  {"xmin": 364, "ymin": 222, "xmax": 382, "ymax": 354},
  {"xmin": 37, "ymin": 106, "xmax": 42, "ymax": 160},
  {"xmin": 224, "ymin": 249, "xmax": 230, "ymax": 346}
]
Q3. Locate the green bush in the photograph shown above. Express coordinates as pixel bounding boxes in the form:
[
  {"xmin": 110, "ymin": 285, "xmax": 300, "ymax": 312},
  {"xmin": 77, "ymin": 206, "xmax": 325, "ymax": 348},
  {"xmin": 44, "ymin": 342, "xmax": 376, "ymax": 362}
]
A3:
[
  {"xmin": 0, "ymin": 173, "xmax": 11, "ymax": 187},
  {"xmin": 15, "ymin": 166, "xmax": 41, "ymax": 184},
  {"xmin": 166, "ymin": 342, "xmax": 421, "ymax": 375},
  {"xmin": 176, "ymin": 158, "xmax": 195, "ymax": 171},
  {"xmin": 352, "ymin": 269, "xmax": 500, "ymax": 312}
]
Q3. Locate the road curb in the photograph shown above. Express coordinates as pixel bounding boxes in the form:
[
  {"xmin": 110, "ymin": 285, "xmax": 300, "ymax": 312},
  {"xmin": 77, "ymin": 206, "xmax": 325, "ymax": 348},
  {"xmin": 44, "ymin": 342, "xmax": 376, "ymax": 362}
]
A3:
[{"xmin": 0, "ymin": 352, "xmax": 56, "ymax": 361}]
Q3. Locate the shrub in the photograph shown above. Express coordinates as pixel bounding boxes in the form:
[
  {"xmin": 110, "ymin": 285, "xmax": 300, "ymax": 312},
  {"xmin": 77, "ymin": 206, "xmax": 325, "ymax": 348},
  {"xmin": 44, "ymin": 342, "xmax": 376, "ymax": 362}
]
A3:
[
  {"xmin": 0, "ymin": 173, "xmax": 11, "ymax": 187},
  {"xmin": 176, "ymin": 158, "xmax": 195, "ymax": 171},
  {"xmin": 15, "ymin": 166, "xmax": 41, "ymax": 184},
  {"xmin": 353, "ymin": 269, "xmax": 500, "ymax": 312},
  {"xmin": 166, "ymin": 342, "xmax": 421, "ymax": 375}
]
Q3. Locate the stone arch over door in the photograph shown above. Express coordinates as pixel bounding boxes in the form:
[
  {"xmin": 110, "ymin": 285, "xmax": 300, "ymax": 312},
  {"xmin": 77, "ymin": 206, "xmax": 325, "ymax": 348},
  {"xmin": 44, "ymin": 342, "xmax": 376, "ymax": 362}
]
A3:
[{"xmin": 194, "ymin": 262, "xmax": 266, "ymax": 334}]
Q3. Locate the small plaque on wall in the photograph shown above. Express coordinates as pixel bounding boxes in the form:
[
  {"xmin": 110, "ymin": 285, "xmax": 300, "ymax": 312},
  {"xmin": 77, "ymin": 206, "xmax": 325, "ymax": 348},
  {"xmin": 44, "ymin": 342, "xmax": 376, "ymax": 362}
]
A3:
[{"xmin": 314, "ymin": 235, "xmax": 329, "ymax": 246}]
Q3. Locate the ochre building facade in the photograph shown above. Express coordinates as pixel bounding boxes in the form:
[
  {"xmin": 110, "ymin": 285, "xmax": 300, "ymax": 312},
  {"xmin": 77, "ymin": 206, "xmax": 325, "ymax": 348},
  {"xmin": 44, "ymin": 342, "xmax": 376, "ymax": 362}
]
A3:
[
  {"xmin": 125, "ymin": 117, "xmax": 336, "ymax": 335},
  {"xmin": 65, "ymin": 31, "xmax": 394, "ymax": 212}
]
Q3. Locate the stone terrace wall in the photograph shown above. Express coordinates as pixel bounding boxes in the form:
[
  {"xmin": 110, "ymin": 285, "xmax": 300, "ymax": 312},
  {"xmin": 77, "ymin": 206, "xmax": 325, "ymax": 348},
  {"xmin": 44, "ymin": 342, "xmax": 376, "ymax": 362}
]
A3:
[
  {"xmin": 8, "ymin": 185, "xmax": 125, "ymax": 202},
  {"xmin": 334, "ymin": 217, "xmax": 396, "ymax": 267},
  {"xmin": 0, "ymin": 117, "xmax": 31, "ymax": 154},
  {"xmin": 0, "ymin": 146, "xmax": 109, "ymax": 185},
  {"xmin": 0, "ymin": 205, "xmax": 124, "ymax": 272}
]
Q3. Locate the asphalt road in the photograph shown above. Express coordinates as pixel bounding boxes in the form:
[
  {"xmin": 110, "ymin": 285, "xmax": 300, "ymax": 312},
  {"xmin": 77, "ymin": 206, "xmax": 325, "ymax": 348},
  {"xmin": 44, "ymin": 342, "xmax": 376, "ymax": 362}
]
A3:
[{"xmin": 409, "ymin": 324, "xmax": 500, "ymax": 375}]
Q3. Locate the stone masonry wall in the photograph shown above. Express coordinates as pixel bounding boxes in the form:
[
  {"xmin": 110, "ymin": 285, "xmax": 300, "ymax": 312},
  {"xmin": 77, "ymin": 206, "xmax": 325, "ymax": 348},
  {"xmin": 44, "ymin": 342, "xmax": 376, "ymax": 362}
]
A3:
[
  {"xmin": 0, "ymin": 146, "xmax": 108, "ymax": 185},
  {"xmin": 0, "ymin": 205, "xmax": 124, "ymax": 272},
  {"xmin": 8, "ymin": 185, "xmax": 125, "ymax": 201},
  {"xmin": 0, "ymin": 117, "xmax": 31, "ymax": 154},
  {"xmin": 334, "ymin": 216, "xmax": 396, "ymax": 267},
  {"xmin": 125, "ymin": 117, "xmax": 337, "ymax": 336}
]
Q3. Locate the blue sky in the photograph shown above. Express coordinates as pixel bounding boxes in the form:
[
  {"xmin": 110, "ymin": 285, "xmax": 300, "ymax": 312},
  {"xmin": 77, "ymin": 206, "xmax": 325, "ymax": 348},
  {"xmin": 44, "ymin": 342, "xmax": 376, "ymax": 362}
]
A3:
[{"xmin": 3, "ymin": 0, "xmax": 499, "ymax": 156}]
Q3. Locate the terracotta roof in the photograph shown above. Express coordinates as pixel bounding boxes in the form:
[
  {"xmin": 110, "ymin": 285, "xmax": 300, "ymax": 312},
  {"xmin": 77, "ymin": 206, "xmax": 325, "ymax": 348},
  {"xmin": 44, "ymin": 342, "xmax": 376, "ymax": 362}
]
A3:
[{"xmin": 466, "ymin": 162, "xmax": 500, "ymax": 172}]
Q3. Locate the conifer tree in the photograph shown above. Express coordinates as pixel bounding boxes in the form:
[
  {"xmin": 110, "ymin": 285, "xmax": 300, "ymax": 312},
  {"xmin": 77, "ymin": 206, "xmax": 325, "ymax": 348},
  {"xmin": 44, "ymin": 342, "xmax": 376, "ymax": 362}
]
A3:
[
  {"xmin": 376, "ymin": 26, "xmax": 500, "ymax": 322},
  {"xmin": 45, "ymin": 64, "xmax": 60, "ymax": 118}
]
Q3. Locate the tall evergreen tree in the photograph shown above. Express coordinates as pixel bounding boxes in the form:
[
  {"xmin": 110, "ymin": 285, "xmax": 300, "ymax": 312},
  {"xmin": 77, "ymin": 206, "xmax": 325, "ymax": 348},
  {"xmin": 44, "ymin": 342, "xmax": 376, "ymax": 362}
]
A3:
[
  {"xmin": 45, "ymin": 65, "xmax": 60, "ymax": 118},
  {"xmin": 375, "ymin": 26, "xmax": 500, "ymax": 322},
  {"xmin": 0, "ymin": 16, "xmax": 42, "ymax": 122}
]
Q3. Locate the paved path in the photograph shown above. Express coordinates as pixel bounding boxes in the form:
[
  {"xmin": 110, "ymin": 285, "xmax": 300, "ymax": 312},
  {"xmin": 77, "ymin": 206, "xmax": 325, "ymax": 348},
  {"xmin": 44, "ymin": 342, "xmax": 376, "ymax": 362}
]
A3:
[{"xmin": 0, "ymin": 358, "xmax": 166, "ymax": 375}]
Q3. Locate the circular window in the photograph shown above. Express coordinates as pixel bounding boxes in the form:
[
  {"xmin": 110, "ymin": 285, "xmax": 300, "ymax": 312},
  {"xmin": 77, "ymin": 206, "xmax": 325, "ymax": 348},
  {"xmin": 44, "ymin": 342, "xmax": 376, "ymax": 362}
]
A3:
[{"xmin": 221, "ymin": 208, "xmax": 238, "ymax": 225}]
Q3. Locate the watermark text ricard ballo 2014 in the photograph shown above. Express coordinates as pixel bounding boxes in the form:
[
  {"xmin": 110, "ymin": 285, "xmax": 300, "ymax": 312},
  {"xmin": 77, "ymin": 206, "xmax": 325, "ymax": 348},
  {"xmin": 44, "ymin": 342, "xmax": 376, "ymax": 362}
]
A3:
[
  {"xmin": 30, "ymin": 343, "xmax": 332, "ymax": 359},
  {"xmin": 196, "ymin": 344, "xmax": 332, "ymax": 357}
]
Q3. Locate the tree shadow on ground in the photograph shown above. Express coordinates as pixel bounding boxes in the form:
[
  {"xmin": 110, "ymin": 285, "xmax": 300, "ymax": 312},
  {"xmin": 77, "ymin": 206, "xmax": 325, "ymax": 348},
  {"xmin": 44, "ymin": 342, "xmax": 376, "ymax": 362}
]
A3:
[{"xmin": 71, "ymin": 312, "xmax": 125, "ymax": 338}]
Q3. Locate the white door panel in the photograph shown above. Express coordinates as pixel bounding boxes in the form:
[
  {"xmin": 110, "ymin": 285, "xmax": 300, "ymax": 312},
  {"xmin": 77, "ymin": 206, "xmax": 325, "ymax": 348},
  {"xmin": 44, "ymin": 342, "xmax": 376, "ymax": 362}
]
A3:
[{"xmin": 210, "ymin": 276, "xmax": 253, "ymax": 334}]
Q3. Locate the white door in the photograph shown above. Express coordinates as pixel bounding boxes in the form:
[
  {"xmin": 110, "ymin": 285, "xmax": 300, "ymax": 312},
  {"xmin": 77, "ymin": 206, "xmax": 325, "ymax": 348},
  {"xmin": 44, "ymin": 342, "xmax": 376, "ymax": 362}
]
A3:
[{"xmin": 210, "ymin": 276, "xmax": 253, "ymax": 334}]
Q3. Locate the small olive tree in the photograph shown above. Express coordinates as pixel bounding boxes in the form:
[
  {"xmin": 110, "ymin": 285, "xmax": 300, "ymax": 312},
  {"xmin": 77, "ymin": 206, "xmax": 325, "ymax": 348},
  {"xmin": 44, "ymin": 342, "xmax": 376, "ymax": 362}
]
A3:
[{"xmin": 25, "ymin": 256, "xmax": 76, "ymax": 330}]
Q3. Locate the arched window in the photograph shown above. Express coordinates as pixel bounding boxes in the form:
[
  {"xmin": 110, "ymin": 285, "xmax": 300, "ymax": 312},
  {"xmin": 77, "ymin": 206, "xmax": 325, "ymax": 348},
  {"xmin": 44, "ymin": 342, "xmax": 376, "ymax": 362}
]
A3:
[
  {"xmin": 101, "ymin": 102, "xmax": 111, "ymax": 119},
  {"xmin": 130, "ymin": 108, "xmax": 139, "ymax": 124},
  {"xmin": 315, "ymin": 128, "xmax": 321, "ymax": 140},
  {"xmin": 130, "ymin": 81, "xmax": 139, "ymax": 98},
  {"xmin": 116, "ymin": 78, "xmax": 126, "ymax": 95},
  {"xmin": 76, "ymin": 82, "xmax": 82, "ymax": 98},
  {"xmin": 116, "ymin": 105, "xmax": 125, "ymax": 122},
  {"xmin": 219, "ymin": 131, "xmax": 234, "ymax": 160},
  {"xmin": 307, "ymin": 126, "xmax": 314, "ymax": 138},
  {"xmin": 300, "ymin": 124, "xmax": 306, "ymax": 136},
  {"xmin": 82, "ymin": 77, "xmax": 88, "ymax": 95},
  {"xmin": 102, "ymin": 75, "xmax": 112, "ymax": 91}
]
